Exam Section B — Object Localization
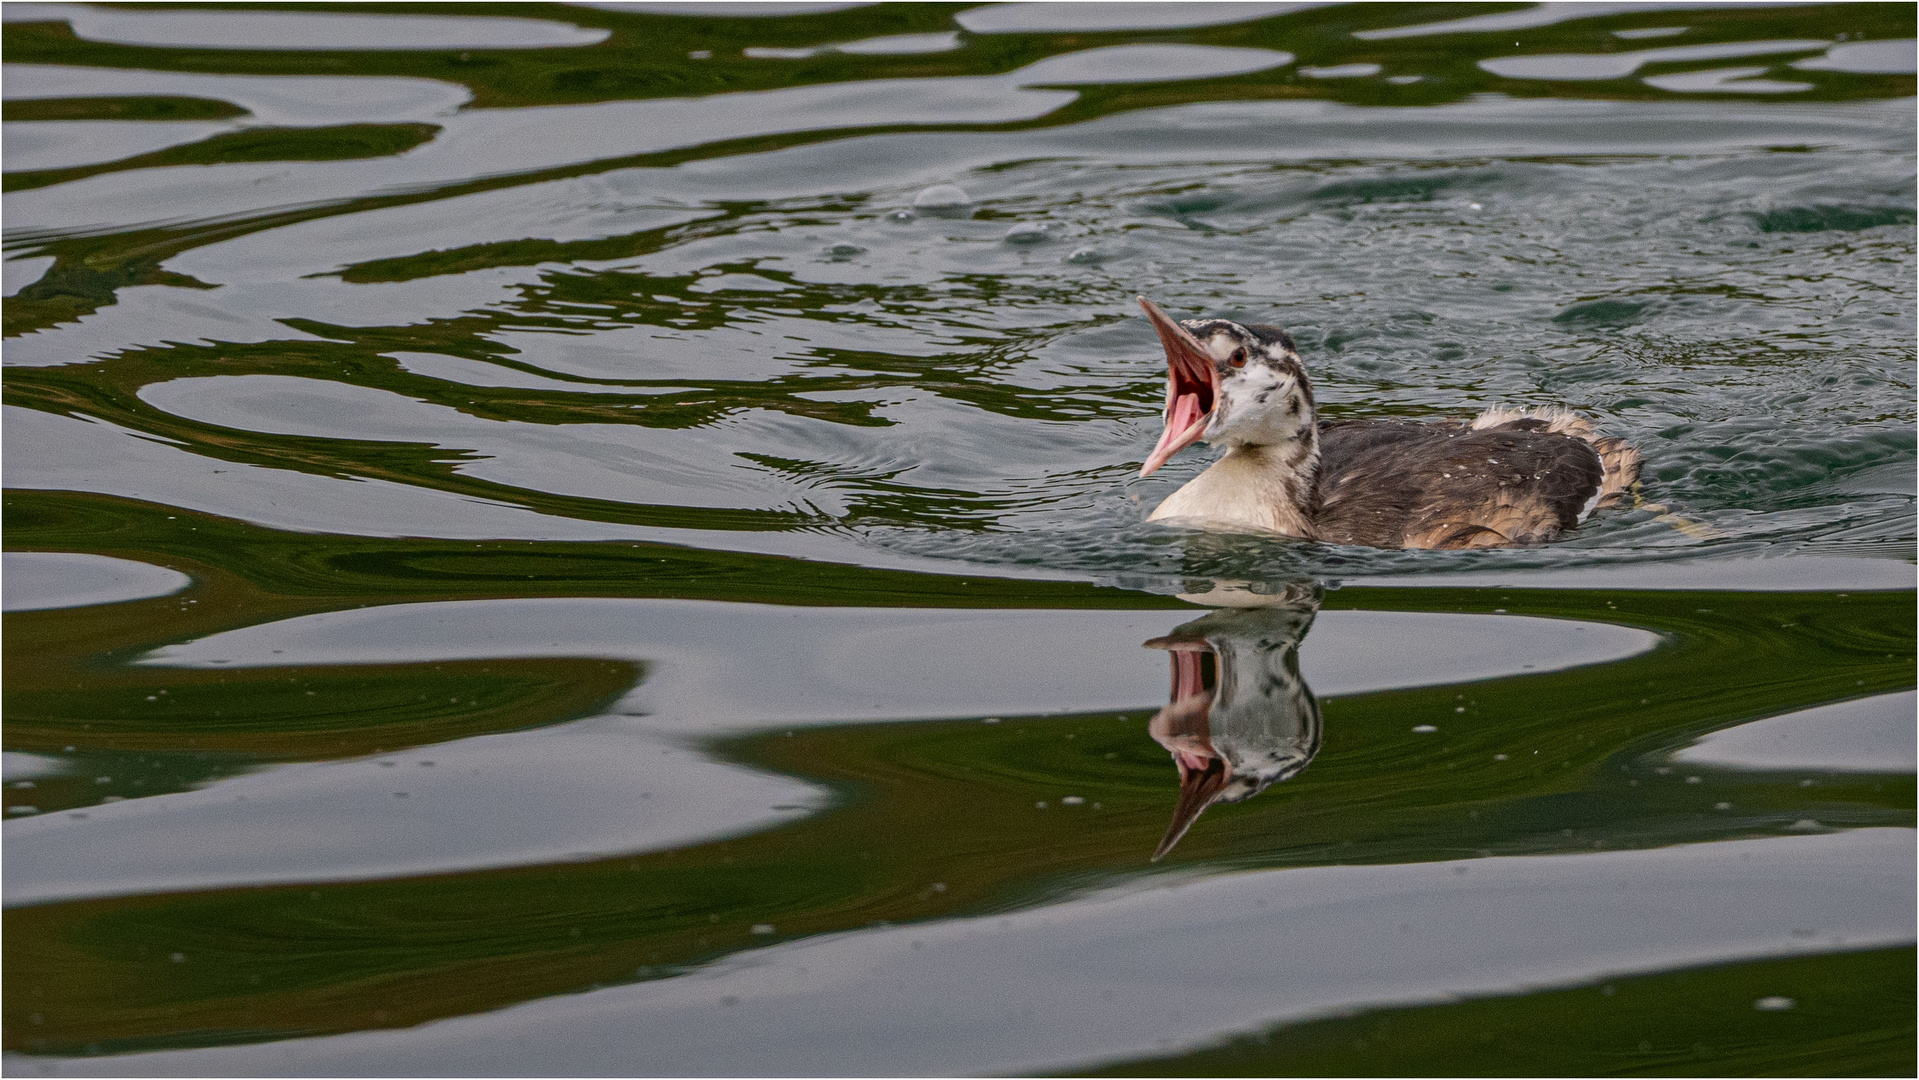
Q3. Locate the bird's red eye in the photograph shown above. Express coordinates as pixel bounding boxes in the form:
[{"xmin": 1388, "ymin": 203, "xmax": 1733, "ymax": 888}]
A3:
[{"xmin": 1229, "ymin": 348, "xmax": 1247, "ymax": 368}]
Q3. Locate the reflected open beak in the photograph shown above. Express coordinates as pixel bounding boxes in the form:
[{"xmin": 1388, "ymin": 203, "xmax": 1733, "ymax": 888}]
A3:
[
  {"xmin": 1155, "ymin": 745, "xmax": 1230, "ymax": 861},
  {"xmin": 1137, "ymin": 296, "xmax": 1219, "ymax": 478},
  {"xmin": 1145, "ymin": 640, "xmax": 1228, "ymax": 861}
]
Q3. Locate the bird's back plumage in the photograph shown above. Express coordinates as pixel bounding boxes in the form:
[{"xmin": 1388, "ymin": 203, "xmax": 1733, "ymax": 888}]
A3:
[{"xmin": 1315, "ymin": 409, "xmax": 1640, "ymax": 549}]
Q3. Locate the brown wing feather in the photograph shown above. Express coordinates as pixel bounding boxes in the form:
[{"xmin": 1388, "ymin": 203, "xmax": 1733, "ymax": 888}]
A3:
[{"xmin": 1315, "ymin": 420, "xmax": 1604, "ymax": 550}]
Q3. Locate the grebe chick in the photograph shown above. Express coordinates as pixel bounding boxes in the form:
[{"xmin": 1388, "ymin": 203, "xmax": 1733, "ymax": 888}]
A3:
[{"xmin": 1136, "ymin": 297, "xmax": 1640, "ymax": 549}]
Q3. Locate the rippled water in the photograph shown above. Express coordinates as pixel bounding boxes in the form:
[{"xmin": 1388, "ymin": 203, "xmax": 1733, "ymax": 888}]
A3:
[{"xmin": 4, "ymin": 3, "xmax": 1915, "ymax": 1076}]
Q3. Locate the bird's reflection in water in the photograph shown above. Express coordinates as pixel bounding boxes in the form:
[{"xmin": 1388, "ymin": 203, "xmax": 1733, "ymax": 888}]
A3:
[{"xmin": 1145, "ymin": 581, "xmax": 1323, "ymax": 860}]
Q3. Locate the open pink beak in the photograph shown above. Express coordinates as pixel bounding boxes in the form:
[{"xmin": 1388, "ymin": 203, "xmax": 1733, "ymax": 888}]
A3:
[
  {"xmin": 1144, "ymin": 635, "xmax": 1230, "ymax": 860},
  {"xmin": 1137, "ymin": 296, "xmax": 1219, "ymax": 478}
]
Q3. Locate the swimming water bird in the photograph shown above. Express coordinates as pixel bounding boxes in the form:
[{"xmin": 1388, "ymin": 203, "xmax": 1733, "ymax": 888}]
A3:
[{"xmin": 1136, "ymin": 297, "xmax": 1640, "ymax": 548}]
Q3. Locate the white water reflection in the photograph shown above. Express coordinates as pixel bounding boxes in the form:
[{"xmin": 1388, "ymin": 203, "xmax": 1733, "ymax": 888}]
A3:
[
  {"xmin": 1360, "ymin": 2, "xmax": 1820, "ymax": 40},
  {"xmin": 45, "ymin": 829, "xmax": 1914, "ymax": 1077},
  {"xmin": 137, "ymin": 374, "xmax": 840, "ymax": 515},
  {"xmin": 1, "ymin": 255, "xmax": 56, "ymax": 298},
  {"xmin": 2, "ymin": 119, "xmax": 235, "ymax": 172},
  {"xmin": 1, "ymin": 725, "xmax": 826, "ymax": 906},
  {"xmin": 1794, "ymin": 38, "xmax": 1919, "ymax": 74},
  {"xmin": 2, "ymin": 44, "xmax": 1286, "ymax": 239},
  {"xmin": 1480, "ymin": 39, "xmax": 1829, "ymax": 81},
  {"xmin": 1673, "ymin": 691, "xmax": 1917, "ymax": 772},
  {"xmin": 1300, "ymin": 63, "xmax": 1383, "ymax": 79},
  {"xmin": 2, "ymin": 552, "xmax": 190, "ymax": 612},
  {"xmin": 135, "ymin": 598, "xmax": 1661, "ymax": 724},
  {"xmin": 41, "ymin": 6, "xmax": 610, "ymax": 50},
  {"xmin": 1, "ymin": 64, "xmax": 472, "ymax": 125},
  {"xmin": 573, "ymin": 2, "xmax": 874, "ymax": 14},
  {"xmin": 748, "ymin": 30, "xmax": 961, "ymax": 58},
  {"xmin": 1645, "ymin": 66, "xmax": 1813, "ymax": 93},
  {"xmin": 958, "ymin": 3, "xmax": 1328, "ymax": 33}
]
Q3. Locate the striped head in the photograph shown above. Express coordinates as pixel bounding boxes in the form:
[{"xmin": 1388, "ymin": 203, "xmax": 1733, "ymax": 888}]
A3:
[{"xmin": 1138, "ymin": 296, "xmax": 1316, "ymax": 477}]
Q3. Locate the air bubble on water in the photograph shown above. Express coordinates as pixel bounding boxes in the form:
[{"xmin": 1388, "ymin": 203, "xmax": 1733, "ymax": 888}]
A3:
[
  {"xmin": 982, "ymin": 717, "xmax": 1001, "ymax": 724},
  {"xmin": 1061, "ymin": 796, "xmax": 1085, "ymax": 805},
  {"xmin": 912, "ymin": 184, "xmax": 970, "ymax": 209},
  {"xmin": 1066, "ymin": 246, "xmax": 1104, "ymax": 264},
  {"xmin": 888, "ymin": 209, "xmax": 916, "ymax": 222},
  {"xmin": 824, "ymin": 242, "xmax": 865, "ymax": 260},
  {"xmin": 1754, "ymin": 996, "xmax": 1795, "ymax": 1011},
  {"xmin": 8, "ymin": 806, "xmax": 38, "ymax": 816},
  {"xmin": 1453, "ymin": 706, "xmax": 1466, "ymax": 713},
  {"xmin": 1493, "ymin": 753, "xmax": 1508, "ymax": 761},
  {"xmin": 170, "ymin": 953, "xmax": 186, "ymax": 963},
  {"xmin": 1412, "ymin": 724, "xmax": 1438, "ymax": 733},
  {"xmin": 1714, "ymin": 801, "xmax": 1733, "ymax": 810},
  {"xmin": 1685, "ymin": 776, "xmax": 1702, "ymax": 784},
  {"xmin": 751, "ymin": 924, "xmax": 775, "ymax": 935},
  {"xmin": 1784, "ymin": 819, "xmax": 1822, "ymax": 832},
  {"xmin": 1035, "ymin": 801, "xmax": 1048, "ymax": 809},
  {"xmin": 1004, "ymin": 222, "xmax": 1050, "ymax": 244}
]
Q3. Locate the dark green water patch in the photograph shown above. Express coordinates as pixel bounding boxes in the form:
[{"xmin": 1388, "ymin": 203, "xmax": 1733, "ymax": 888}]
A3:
[
  {"xmin": 1075, "ymin": 946, "xmax": 1917, "ymax": 1078},
  {"xmin": 4, "ymin": 122, "xmax": 442, "ymax": 193},
  {"xmin": 1554, "ymin": 298, "xmax": 1654, "ymax": 327},
  {"xmin": 2, "ymin": 95, "xmax": 248, "ymax": 122},
  {"xmin": 1754, "ymin": 204, "xmax": 1919, "ymax": 234}
]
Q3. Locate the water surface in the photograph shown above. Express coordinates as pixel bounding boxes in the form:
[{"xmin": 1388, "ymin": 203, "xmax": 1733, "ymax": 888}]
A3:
[{"xmin": 3, "ymin": 3, "xmax": 1914, "ymax": 1075}]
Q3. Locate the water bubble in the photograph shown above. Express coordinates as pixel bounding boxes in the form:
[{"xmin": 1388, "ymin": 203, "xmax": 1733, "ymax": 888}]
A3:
[
  {"xmin": 912, "ymin": 183, "xmax": 970, "ymax": 209},
  {"xmin": 7, "ymin": 806, "xmax": 38, "ymax": 816},
  {"xmin": 1065, "ymin": 246, "xmax": 1105, "ymax": 265},
  {"xmin": 1061, "ymin": 796, "xmax": 1085, "ymax": 805},
  {"xmin": 1034, "ymin": 801, "xmax": 1048, "ymax": 809},
  {"xmin": 1754, "ymin": 996, "xmax": 1795, "ymax": 1011},
  {"xmin": 1412, "ymin": 724, "xmax": 1438, "ymax": 733},
  {"xmin": 169, "ymin": 953, "xmax": 187, "ymax": 963},
  {"xmin": 688, "ymin": 49, "xmax": 711, "ymax": 59},
  {"xmin": 1493, "ymin": 753, "xmax": 1508, "ymax": 761},
  {"xmin": 823, "ymin": 242, "xmax": 866, "ymax": 261},
  {"xmin": 1003, "ymin": 221, "xmax": 1050, "ymax": 244},
  {"xmin": 1714, "ymin": 801, "xmax": 1733, "ymax": 810},
  {"xmin": 887, "ymin": 209, "xmax": 916, "ymax": 222},
  {"xmin": 982, "ymin": 717, "xmax": 1001, "ymax": 724},
  {"xmin": 750, "ymin": 924, "xmax": 775, "ymax": 935},
  {"xmin": 1784, "ymin": 819, "xmax": 1823, "ymax": 832}
]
